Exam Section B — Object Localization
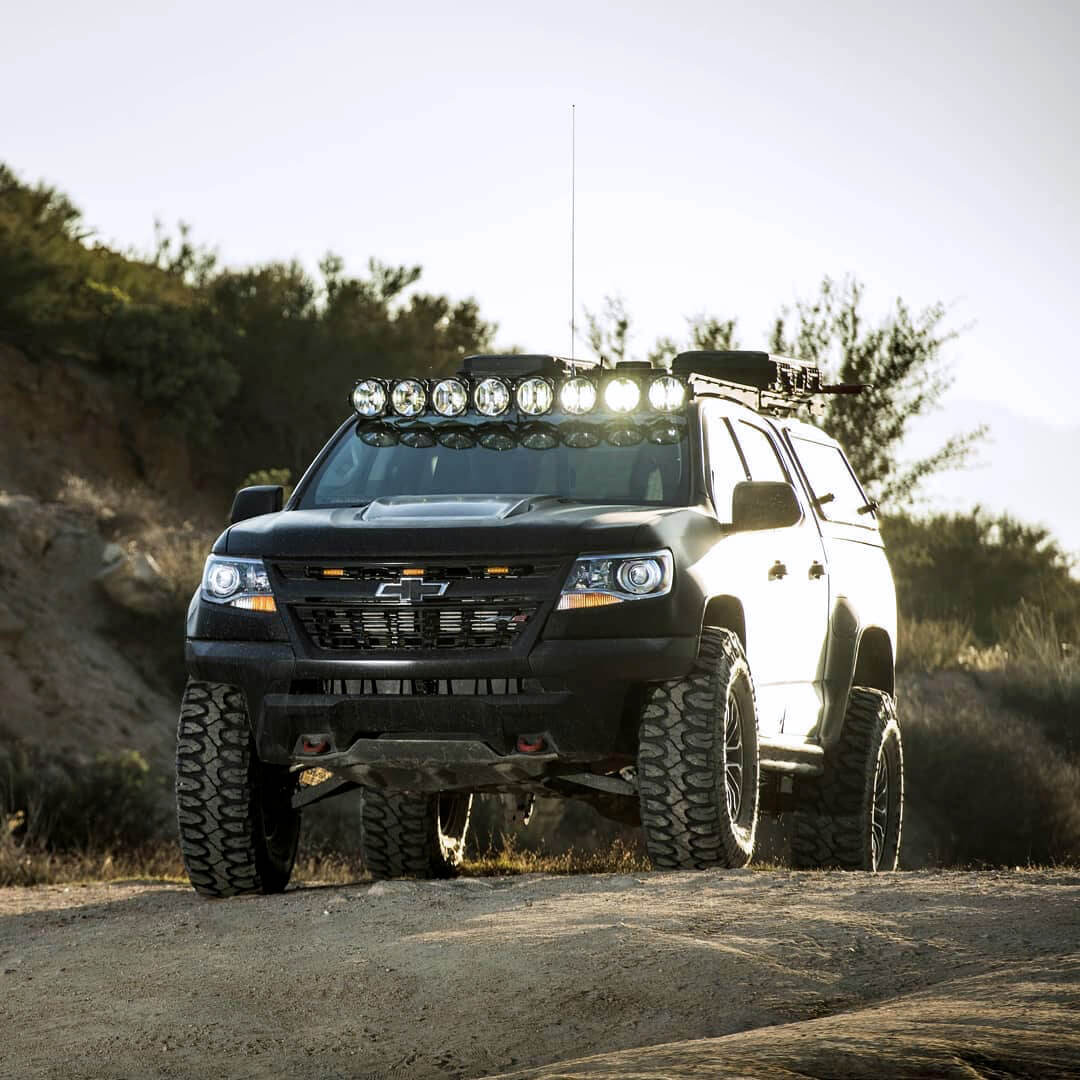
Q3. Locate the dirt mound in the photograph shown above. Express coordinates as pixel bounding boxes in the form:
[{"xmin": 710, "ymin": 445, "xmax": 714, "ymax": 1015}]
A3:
[{"xmin": 1, "ymin": 869, "xmax": 1076, "ymax": 1079}]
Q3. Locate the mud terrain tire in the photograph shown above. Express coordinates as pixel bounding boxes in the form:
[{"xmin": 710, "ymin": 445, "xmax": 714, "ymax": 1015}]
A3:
[
  {"xmin": 176, "ymin": 680, "xmax": 300, "ymax": 897},
  {"xmin": 637, "ymin": 627, "xmax": 760, "ymax": 869},
  {"xmin": 791, "ymin": 686, "xmax": 903, "ymax": 871},
  {"xmin": 358, "ymin": 789, "xmax": 473, "ymax": 879}
]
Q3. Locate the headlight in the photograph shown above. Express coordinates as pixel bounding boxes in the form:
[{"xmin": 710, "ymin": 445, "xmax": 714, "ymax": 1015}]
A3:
[
  {"xmin": 202, "ymin": 556, "xmax": 277, "ymax": 612},
  {"xmin": 557, "ymin": 550, "xmax": 673, "ymax": 610}
]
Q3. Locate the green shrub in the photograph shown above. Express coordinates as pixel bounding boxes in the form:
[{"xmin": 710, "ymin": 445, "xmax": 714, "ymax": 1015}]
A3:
[{"xmin": 897, "ymin": 615, "xmax": 974, "ymax": 672}]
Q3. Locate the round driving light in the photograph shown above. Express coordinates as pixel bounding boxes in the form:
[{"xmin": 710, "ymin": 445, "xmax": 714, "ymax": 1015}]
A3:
[
  {"xmin": 648, "ymin": 375, "xmax": 685, "ymax": 412},
  {"xmin": 519, "ymin": 423, "xmax": 559, "ymax": 450},
  {"xmin": 604, "ymin": 376, "xmax": 641, "ymax": 413},
  {"xmin": 561, "ymin": 423, "xmax": 601, "ymax": 449},
  {"xmin": 360, "ymin": 423, "xmax": 399, "ymax": 447},
  {"xmin": 352, "ymin": 379, "xmax": 387, "ymax": 417},
  {"xmin": 615, "ymin": 558, "xmax": 663, "ymax": 595},
  {"xmin": 207, "ymin": 562, "xmax": 241, "ymax": 598},
  {"xmin": 606, "ymin": 424, "xmax": 643, "ymax": 447},
  {"xmin": 391, "ymin": 379, "xmax": 427, "ymax": 417},
  {"xmin": 474, "ymin": 377, "xmax": 510, "ymax": 416},
  {"xmin": 436, "ymin": 426, "xmax": 475, "ymax": 450},
  {"xmin": 432, "ymin": 378, "xmax": 468, "ymax": 417},
  {"xmin": 516, "ymin": 377, "xmax": 554, "ymax": 416},
  {"xmin": 559, "ymin": 377, "xmax": 597, "ymax": 415},
  {"xmin": 478, "ymin": 425, "xmax": 516, "ymax": 451},
  {"xmin": 399, "ymin": 426, "xmax": 436, "ymax": 448}
]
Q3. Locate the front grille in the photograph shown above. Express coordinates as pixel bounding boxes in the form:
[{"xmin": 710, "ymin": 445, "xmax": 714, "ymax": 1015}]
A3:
[
  {"xmin": 295, "ymin": 602, "xmax": 537, "ymax": 650},
  {"xmin": 318, "ymin": 678, "xmax": 529, "ymax": 695},
  {"xmin": 276, "ymin": 561, "xmax": 561, "ymax": 583}
]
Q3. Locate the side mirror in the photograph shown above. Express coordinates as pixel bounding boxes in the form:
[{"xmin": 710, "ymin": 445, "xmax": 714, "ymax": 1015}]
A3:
[
  {"xmin": 229, "ymin": 485, "xmax": 284, "ymax": 524},
  {"xmin": 731, "ymin": 481, "xmax": 803, "ymax": 532}
]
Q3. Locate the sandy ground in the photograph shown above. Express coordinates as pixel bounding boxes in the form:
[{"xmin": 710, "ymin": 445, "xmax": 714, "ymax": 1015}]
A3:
[{"xmin": 1, "ymin": 870, "xmax": 1078, "ymax": 1080}]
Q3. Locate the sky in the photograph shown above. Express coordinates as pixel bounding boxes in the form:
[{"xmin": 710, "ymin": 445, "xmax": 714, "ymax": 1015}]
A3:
[{"xmin": 4, "ymin": 0, "xmax": 1079, "ymax": 545}]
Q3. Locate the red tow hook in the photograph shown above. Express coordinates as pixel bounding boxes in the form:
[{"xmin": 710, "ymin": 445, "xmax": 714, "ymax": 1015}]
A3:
[
  {"xmin": 516, "ymin": 734, "xmax": 546, "ymax": 754},
  {"xmin": 300, "ymin": 737, "xmax": 331, "ymax": 755}
]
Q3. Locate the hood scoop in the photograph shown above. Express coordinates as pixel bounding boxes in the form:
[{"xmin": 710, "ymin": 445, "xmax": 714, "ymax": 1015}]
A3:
[{"xmin": 358, "ymin": 495, "xmax": 534, "ymax": 523}]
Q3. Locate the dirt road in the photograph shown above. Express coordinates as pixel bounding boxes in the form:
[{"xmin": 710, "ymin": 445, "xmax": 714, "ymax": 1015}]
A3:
[{"xmin": 1, "ymin": 870, "xmax": 1077, "ymax": 1079}]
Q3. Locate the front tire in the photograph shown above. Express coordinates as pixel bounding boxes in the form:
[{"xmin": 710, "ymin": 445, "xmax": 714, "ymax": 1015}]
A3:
[
  {"xmin": 175, "ymin": 680, "xmax": 300, "ymax": 898},
  {"xmin": 791, "ymin": 686, "xmax": 904, "ymax": 871},
  {"xmin": 637, "ymin": 627, "xmax": 760, "ymax": 869},
  {"xmin": 358, "ymin": 789, "xmax": 473, "ymax": 879}
]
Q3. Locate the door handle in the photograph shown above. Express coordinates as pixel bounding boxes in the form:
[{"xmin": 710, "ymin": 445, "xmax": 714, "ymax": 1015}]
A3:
[
  {"xmin": 768, "ymin": 561, "xmax": 788, "ymax": 581},
  {"xmin": 809, "ymin": 561, "xmax": 826, "ymax": 580}
]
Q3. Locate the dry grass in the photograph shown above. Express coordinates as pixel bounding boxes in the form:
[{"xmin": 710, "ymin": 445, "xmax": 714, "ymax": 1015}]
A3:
[
  {"xmin": 464, "ymin": 836, "xmax": 650, "ymax": 877},
  {"xmin": 57, "ymin": 472, "xmax": 215, "ymax": 613},
  {"xmin": 897, "ymin": 615, "xmax": 975, "ymax": 672}
]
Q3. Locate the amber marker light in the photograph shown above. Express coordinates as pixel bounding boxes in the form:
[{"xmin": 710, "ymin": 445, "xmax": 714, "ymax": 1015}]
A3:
[
  {"xmin": 556, "ymin": 593, "xmax": 622, "ymax": 611},
  {"xmin": 485, "ymin": 566, "xmax": 510, "ymax": 575},
  {"xmin": 321, "ymin": 568, "xmax": 345, "ymax": 577},
  {"xmin": 232, "ymin": 595, "xmax": 278, "ymax": 612},
  {"xmin": 401, "ymin": 568, "xmax": 425, "ymax": 577}
]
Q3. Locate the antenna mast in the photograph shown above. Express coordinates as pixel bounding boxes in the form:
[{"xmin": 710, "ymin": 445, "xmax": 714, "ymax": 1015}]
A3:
[{"xmin": 570, "ymin": 103, "xmax": 576, "ymax": 362}]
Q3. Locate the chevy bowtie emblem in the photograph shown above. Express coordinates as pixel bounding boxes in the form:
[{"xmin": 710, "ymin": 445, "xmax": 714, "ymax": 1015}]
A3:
[{"xmin": 375, "ymin": 578, "xmax": 450, "ymax": 603}]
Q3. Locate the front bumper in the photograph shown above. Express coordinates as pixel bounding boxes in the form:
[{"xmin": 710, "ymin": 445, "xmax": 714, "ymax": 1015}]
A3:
[{"xmin": 184, "ymin": 635, "xmax": 697, "ymax": 788}]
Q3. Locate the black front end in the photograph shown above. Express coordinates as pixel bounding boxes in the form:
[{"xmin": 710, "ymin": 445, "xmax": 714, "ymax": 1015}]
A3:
[{"xmin": 186, "ymin": 551, "xmax": 703, "ymax": 793}]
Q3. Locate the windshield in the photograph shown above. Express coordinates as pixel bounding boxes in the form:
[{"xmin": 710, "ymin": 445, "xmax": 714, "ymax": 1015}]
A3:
[{"xmin": 299, "ymin": 417, "xmax": 690, "ymax": 508}]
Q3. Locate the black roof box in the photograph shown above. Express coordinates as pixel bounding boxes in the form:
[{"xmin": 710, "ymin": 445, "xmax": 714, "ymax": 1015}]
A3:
[
  {"xmin": 461, "ymin": 354, "xmax": 598, "ymax": 378},
  {"xmin": 672, "ymin": 350, "xmax": 821, "ymax": 394}
]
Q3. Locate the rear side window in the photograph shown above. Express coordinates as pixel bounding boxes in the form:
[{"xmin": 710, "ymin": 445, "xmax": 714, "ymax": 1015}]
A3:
[
  {"xmin": 735, "ymin": 422, "xmax": 788, "ymax": 483},
  {"xmin": 792, "ymin": 437, "xmax": 875, "ymax": 527}
]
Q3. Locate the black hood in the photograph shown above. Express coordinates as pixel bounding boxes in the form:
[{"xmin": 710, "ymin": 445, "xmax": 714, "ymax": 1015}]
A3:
[{"xmin": 220, "ymin": 495, "xmax": 701, "ymax": 559}]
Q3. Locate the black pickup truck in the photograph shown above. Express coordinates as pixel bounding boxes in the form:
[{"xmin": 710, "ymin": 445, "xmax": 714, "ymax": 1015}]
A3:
[{"xmin": 177, "ymin": 351, "xmax": 903, "ymax": 896}]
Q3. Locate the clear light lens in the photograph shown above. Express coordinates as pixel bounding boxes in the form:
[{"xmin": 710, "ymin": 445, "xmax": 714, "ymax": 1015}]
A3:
[
  {"xmin": 648, "ymin": 375, "xmax": 685, "ymax": 412},
  {"xmin": 352, "ymin": 379, "xmax": 387, "ymax": 416},
  {"xmin": 604, "ymin": 377, "xmax": 641, "ymax": 413},
  {"xmin": 391, "ymin": 379, "xmax": 427, "ymax": 417},
  {"xmin": 516, "ymin": 377, "xmax": 554, "ymax": 415},
  {"xmin": 557, "ymin": 550, "xmax": 673, "ymax": 606},
  {"xmin": 475, "ymin": 377, "xmax": 510, "ymax": 416},
  {"xmin": 202, "ymin": 557, "xmax": 275, "ymax": 609},
  {"xmin": 615, "ymin": 558, "xmax": 665, "ymax": 594},
  {"xmin": 432, "ymin": 378, "xmax": 468, "ymax": 416},
  {"xmin": 560, "ymin": 377, "xmax": 597, "ymax": 415}
]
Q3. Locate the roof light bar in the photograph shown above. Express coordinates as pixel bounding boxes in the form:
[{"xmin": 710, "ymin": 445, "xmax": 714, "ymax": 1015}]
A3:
[
  {"xmin": 516, "ymin": 377, "xmax": 555, "ymax": 416},
  {"xmin": 432, "ymin": 378, "xmax": 468, "ymax": 417},
  {"xmin": 604, "ymin": 376, "xmax": 640, "ymax": 414},
  {"xmin": 352, "ymin": 379, "xmax": 387, "ymax": 417}
]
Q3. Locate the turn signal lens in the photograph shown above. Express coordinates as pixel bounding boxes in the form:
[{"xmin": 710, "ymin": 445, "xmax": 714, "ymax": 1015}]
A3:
[
  {"xmin": 391, "ymin": 379, "xmax": 427, "ymax": 417},
  {"xmin": 556, "ymin": 593, "xmax": 623, "ymax": 611},
  {"xmin": 231, "ymin": 595, "xmax": 277, "ymax": 612},
  {"xmin": 560, "ymin": 377, "xmax": 597, "ymax": 415},
  {"xmin": 604, "ymin": 377, "xmax": 641, "ymax": 413}
]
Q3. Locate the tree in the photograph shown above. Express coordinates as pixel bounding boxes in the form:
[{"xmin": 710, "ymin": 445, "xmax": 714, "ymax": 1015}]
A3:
[
  {"xmin": 579, "ymin": 276, "xmax": 982, "ymax": 507},
  {"xmin": 768, "ymin": 277, "xmax": 983, "ymax": 505}
]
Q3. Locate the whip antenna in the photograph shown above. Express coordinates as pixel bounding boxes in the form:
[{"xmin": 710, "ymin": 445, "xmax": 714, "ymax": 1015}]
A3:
[{"xmin": 570, "ymin": 103, "xmax": 576, "ymax": 363}]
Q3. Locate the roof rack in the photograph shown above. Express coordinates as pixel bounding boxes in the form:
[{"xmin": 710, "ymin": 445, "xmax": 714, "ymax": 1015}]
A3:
[{"xmin": 672, "ymin": 350, "xmax": 865, "ymax": 417}]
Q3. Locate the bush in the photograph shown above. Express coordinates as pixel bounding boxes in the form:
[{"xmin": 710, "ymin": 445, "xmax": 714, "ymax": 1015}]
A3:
[
  {"xmin": 897, "ymin": 615, "xmax": 974, "ymax": 672},
  {"xmin": 901, "ymin": 673, "xmax": 1080, "ymax": 868},
  {"xmin": 0, "ymin": 747, "xmax": 169, "ymax": 855}
]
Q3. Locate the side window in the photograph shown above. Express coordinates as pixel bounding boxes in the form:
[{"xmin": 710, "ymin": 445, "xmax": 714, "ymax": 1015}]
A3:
[
  {"xmin": 735, "ymin": 422, "xmax": 788, "ymax": 483},
  {"xmin": 704, "ymin": 412, "xmax": 748, "ymax": 522},
  {"xmin": 791, "ymin": 437, "xmax": 875, "ymax": 528}
]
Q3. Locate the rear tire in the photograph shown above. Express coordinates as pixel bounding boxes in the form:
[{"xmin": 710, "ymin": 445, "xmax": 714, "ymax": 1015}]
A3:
[
  {"xmin": 175, "ymin": 680, "xmax": 300, "ymax": 898},
  {"xmin": 637, "ymin": 627, "xmax": 760, "ymax": 869},
  {"xmin": 358, "ymin": 789, "xmax": 473, "ymax": 879},
  {"xmin": 791, "ymin": 686, "xmax": 903, "ymax": 871}
]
